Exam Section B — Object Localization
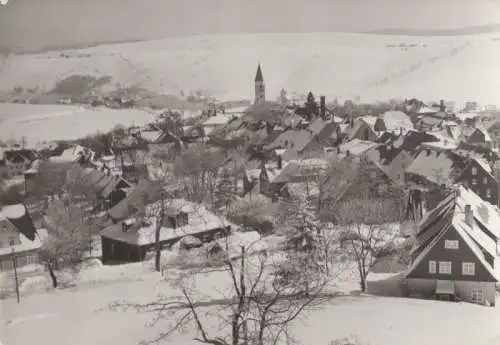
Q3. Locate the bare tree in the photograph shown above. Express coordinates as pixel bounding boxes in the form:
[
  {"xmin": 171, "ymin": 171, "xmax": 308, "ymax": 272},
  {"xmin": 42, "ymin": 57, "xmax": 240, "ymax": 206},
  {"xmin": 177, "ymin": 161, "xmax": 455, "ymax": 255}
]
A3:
[
  {"xmin": 335, "ymin": 196, "xmax": 403, "ymax": 292},
  {"xmin": 40, "ymin": 198, "xmax": 93, "ymax": 287},
  {"xmin": 110, "ymin": 233, "xmax": 333, "ymax": 345},
  {"xmin": 173, "ymin": 143, "xmax": 226, "ymax": 205}
]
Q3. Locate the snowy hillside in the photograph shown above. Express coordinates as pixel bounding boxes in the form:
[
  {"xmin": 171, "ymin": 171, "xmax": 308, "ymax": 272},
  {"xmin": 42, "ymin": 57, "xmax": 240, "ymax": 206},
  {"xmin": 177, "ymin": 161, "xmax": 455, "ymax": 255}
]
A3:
[{"xmin": 1, "ymin": 32, "xmax": 500, "ymax": 105}]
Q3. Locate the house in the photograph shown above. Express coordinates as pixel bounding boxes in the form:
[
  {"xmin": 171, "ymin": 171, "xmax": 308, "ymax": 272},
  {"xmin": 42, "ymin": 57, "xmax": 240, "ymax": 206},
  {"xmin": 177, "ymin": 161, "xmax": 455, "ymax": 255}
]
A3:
[
  {"xmin": 263, "ymin": 117, "xmax": 337, "ymax": 161},
  {"xmin": 336, "ymin": 139, "xmax": 379, "ymax": 160},
  {"xmin": 2, "ymin": 149, "xmax": 36, "ymax": 178},
  {"xmin": 404, "ymin": 149, "xmax": 467, "ymax": 190},
  {"xmin": 66, "ymin": 164, "xmax": 131, "ymax": 210},
  {"xmin": 454, "ymin": 157, "xmax": 498, "ymax": 206},
  {"xmin": 100, "ymin": 199, "xmax": 233, "ymax": 263},
  {"xmin": 403, "ymin": 186, "xmax": 500, "ymax": 306},
  {"xmin": 415, "ymin": 116, "xmax": 444, "ymax": 131},
  {"xmin": 454, "ymin": 143, "xmax": 499, "ymax": 163},
  {"xmin": 375, "ymin": 110, "xmax": 414, "ymax": 135},
  {"xmin": 49, "ymin": 145, "xmax": 94, "ymax": 167},
  {"xmin": 458, "ymin": 126, "xmax": 492, "ymax": 148},
  {"xmin": 367, "ymin": 130, "xmax": 440, "ymax": 185},
  {"xmin": 340, "ymin": 117, "xmax": 378, "ymax": 142},
  {"xmin": 0, "ymin": 206, "xmax": 47, "ymax": 271},
  {"xmin": 260, "ymin": 158, "xmax": 328, "ymax": 201}
]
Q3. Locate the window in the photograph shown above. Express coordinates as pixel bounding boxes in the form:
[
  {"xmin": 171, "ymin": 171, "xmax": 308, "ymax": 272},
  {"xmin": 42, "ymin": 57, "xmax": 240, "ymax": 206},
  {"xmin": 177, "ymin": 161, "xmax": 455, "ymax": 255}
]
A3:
[
  {"xmin": 487, "ymin": 189, "xmax": 492, "ymax": 198},
  {"xmin": 8, "ymin": 236, "xmax": 15, "ymax": 246},
  {"xmin": 472, "ymin": 167, "xmax": 477, "ymax": 176},
  {"xmin": 471, "ymin": 288, "xmax": 485, "ymax": 304},
  {"xmin": 439, "ymin": 261, "xmax": 452, "ymax": 274},
  {"xmin": 429, "ymin": 260, "xmax": 437, "ymax": 274},
  {"xmin": 472, "ymin": 179, "xmax": 477, "ymax": 186},
  {"xmin": 462, "ymin": 262, "xmax": 475, "ymax": 276},
  {"xmin": 483, "ymin": 177, "xmax": 488, "ymax": 184},
  {"xmin": 2, "ymin": 259, "xmax": 13, "ymax": 271},
  {"xmin": 110, "ymin": 243, "xmax": 115, "ymax": 254},
  {"xmin": 444, "ymin": 240, "xmax": 459, "ymax": 249}
]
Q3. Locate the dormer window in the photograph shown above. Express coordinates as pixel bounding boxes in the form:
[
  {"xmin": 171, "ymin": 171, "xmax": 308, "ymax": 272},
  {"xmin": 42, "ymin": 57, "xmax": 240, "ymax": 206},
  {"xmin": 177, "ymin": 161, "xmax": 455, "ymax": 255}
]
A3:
[
  {"xmin": 165, "ymin": 211, "xmax": 189, "ymax": 229},
  {"xmin": 122, "ymin": 218, "xmax": 136, "ymax": 232}
]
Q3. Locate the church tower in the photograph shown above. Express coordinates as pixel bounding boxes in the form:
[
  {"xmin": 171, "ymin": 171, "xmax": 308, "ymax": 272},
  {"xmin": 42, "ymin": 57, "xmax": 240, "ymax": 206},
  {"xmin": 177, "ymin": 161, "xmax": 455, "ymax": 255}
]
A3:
[{"xmin": 254, "ymin": 63, "xmax": 265, "ymax": 105}]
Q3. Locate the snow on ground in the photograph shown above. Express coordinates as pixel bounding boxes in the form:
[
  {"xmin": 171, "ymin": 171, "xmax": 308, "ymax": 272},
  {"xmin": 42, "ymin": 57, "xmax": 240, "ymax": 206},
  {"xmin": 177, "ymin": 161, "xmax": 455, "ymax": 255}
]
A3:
[
  {"xmin": 2, "ymin": 258, "xmax": 500, "ymax": 345},
  {"xmin": 1, "ymin": 232, "xmax": 500, "ymax": 345},
  {"xmin": 0, "ymin": 103, "xmax": 157, "ymax": 144},
  {"xmin": 2, "ymin": 32, "xmax": 500, "ymax": 107}
]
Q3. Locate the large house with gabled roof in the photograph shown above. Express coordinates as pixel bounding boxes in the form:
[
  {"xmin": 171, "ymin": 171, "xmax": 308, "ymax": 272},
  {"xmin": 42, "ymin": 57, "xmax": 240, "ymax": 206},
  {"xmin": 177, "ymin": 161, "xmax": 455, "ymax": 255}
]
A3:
[{"xmin": 403, "ymin": 185, "xmax": 500, "ymax": 306}]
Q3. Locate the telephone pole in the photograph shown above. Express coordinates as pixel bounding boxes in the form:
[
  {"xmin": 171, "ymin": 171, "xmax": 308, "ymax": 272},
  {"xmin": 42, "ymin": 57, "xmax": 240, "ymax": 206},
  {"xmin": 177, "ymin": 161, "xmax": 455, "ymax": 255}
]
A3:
[{"xmin": 11, "ymin": 247, "xmax": 20, "ymax": 303}]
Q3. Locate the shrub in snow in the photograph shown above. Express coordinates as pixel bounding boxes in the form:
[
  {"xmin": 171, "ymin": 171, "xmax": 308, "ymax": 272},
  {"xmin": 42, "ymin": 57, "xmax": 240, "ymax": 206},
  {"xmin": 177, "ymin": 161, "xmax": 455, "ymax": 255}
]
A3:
[
  {"xmin": 330, "ymin": 335, "xmax": 366, "ymax": 345},
  {"xmin": 226, "ymin": 195, "xmax": 276, "ymax": 235}
]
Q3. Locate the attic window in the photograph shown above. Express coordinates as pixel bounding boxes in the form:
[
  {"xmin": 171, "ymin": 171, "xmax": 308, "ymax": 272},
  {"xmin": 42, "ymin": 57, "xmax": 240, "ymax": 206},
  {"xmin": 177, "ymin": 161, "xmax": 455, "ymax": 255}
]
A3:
[
  {"xmin": 8, "ymin": 236, "xmax": 15, "ymax": 246},
  {"xmin": 472, "ymin": 167, "xmax": 477, "ymax": 176},
  {"xmin": 444, "ymin": 240, "xmax": 459, "ymax": 249}
]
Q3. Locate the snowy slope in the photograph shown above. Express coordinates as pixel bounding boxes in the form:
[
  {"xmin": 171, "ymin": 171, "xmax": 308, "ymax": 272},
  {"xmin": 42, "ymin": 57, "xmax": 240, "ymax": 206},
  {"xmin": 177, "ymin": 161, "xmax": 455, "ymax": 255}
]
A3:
[
  {"xmin": 1, "ymin": 32, "xmax": 500, "ymax": 105},
  {"xmin": 1, "ymin": 254, "xmax": 500, "ymax": 345}
]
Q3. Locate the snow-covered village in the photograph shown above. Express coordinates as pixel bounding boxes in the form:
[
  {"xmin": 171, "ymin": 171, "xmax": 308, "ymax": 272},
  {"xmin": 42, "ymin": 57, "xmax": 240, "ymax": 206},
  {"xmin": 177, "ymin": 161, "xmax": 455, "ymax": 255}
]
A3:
[{"xmin": 3, "ymin": 2, "xmax": 500, "ymax": 344}]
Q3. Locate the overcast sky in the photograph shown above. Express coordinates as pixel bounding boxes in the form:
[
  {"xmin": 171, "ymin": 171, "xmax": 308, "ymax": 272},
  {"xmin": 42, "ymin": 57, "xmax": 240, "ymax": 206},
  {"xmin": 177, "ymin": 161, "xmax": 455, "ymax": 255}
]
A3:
[{"xmin": 1, "ymin": 0, "xmax": 500, "ymax": 53}]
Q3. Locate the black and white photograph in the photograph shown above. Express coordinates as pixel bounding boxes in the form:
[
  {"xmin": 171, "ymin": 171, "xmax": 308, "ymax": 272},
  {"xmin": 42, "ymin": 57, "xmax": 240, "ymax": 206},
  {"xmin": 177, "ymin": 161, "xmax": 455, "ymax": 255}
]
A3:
[{"xmin": 2, "ymin": 1, "xmax": 500, "ymax": 344}]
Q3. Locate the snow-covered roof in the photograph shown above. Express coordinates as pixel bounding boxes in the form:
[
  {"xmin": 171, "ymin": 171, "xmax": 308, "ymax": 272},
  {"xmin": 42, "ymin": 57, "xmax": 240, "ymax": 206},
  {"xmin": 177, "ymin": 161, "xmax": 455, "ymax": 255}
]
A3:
[
  {"xmin": 0, "ymin": 228, "xmax": 48, "ymax": 256},
  {"xmin": 456, "ymin": 186, "xmax": 500, "ymax": 239},
  {"xmin": 203, "ymin": 114, "xmax": 234, "ymax": 127},
  {"xmin": 420, "ymin": 133, "xmax": 458, "ymax": 150},
  {"xmin": 139, "ymin": 130, "xmax": 164, "ymax": 143},
  {"xmin": 101, "ymin": 200, "xmax": 235, "ymax": 246},
  {"xmin": 381, "ymin": 111, "xmax": 413, "ymax": 132},
  {"xmin": 225, "ymin": 106, "xmax": 249, "ymax": 114},
  {"xmin": 360, "ymin": 115, "xmax": 378, "ymax": 128},
  {"xmin": 417, "ymin": 105, "xmax": 438, "ymax": 114},
  {"xmin": 49, "ymin": 145, "xmax": 90, "ymax": 164},
  {"xmin": 456, "ymin": 112, "xmax": 479, "ymax": 122},
  {"xmin": 408, "ymin": 185, "xmax": 500, "ymax": 280},
  {"xmin": 338, "ymin": 139, "xmax": 379, "ymax": 156}
]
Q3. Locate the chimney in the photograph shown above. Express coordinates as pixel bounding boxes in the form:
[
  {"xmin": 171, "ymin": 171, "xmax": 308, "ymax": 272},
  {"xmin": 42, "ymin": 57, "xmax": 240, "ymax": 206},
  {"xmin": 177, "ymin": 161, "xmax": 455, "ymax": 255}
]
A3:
[
  {"xmin": 440, "ymin": 99, "xmax": 445, "ymax": 112},
  {"xmin": 320, "ymin": 96, "xmax": 326, "ymax": 120},
  {"xmin": 465, "ymin": 204, "xmax": 473, "ymax": 226}
]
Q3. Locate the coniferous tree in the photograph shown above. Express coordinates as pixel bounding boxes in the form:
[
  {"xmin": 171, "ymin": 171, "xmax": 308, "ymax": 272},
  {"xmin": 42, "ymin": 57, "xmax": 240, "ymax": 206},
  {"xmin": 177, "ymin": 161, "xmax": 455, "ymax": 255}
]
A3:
[
  {"xmin": 214, "ymin": 169, "xmax": 236, "ymax": 212},
  {"xmin": 304, "ymin": 92, "xmax": 319, "ymax": 120}
]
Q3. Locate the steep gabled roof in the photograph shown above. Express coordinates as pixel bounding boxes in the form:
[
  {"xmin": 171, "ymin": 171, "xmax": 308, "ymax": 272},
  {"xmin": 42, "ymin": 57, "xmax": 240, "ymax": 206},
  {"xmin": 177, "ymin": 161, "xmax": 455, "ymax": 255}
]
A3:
[
  {"xmin": 405, "ymin": 149, "xmax": 466, "ymax": 186},
  {"xmin": 406, "ymin": 186, "xmax": 500, "ymax": 281}
]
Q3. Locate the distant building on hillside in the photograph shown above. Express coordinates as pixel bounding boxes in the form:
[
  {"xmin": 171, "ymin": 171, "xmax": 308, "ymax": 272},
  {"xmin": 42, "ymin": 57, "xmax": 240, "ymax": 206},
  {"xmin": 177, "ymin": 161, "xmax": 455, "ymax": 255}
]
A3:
[{"xmin": 254, "ymin": 63, "xmax": 266, "ymax": 106}]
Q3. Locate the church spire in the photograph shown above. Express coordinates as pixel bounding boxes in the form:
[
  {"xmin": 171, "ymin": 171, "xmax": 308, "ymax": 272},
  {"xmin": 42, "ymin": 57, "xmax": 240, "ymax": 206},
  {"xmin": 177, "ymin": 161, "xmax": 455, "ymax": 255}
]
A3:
[{"xmin": 255, "ymin": 63, "xmax": 264, "ymax": 82}]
